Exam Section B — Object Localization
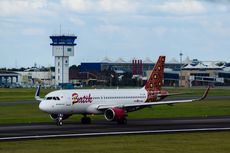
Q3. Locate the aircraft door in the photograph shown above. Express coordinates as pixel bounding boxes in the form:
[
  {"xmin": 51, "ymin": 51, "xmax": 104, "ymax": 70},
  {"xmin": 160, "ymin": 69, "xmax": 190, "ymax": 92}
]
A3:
[{"xmin": 65, "ymin": 95, "xmax": 73, "ymax": 113}]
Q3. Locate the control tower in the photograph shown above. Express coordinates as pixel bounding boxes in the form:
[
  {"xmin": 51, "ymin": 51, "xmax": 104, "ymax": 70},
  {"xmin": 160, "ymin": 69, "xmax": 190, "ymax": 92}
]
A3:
[{"xmin": 50, "ymin": 35, "xmax": 77, "ymax": 85}]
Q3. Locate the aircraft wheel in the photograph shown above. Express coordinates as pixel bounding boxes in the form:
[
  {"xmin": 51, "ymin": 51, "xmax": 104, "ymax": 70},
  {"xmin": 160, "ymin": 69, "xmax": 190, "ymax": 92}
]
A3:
[
  {"xmin": 56, "ymin": 120, "xmax": 63, "ymax": 126},
  {"xmin": 56, "ymin": 114, "xmax": 63, "ymax": 126}
]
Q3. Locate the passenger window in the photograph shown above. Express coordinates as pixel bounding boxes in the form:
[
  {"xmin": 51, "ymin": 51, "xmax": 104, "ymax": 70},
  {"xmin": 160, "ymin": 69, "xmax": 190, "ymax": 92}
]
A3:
[
  {"xmin": 53, "ymin": 97, "xmax": 56, "ymax": 100},
  {"xmin": 56, "ymin": 97, "xmax": 60, "ymax": 100}
]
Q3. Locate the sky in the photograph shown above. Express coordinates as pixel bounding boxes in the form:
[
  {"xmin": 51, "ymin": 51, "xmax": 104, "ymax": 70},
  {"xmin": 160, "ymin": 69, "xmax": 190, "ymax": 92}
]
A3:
[{"xmin": 1, "ymin": 0, "xmax": 230, "ymax": 68}]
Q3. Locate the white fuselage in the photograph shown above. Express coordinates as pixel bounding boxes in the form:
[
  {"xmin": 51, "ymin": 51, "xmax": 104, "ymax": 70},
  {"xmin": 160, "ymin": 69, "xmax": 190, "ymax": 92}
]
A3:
[{"xmin": 39, "ymin": 88, "xmax": 148, "ymax": 115}]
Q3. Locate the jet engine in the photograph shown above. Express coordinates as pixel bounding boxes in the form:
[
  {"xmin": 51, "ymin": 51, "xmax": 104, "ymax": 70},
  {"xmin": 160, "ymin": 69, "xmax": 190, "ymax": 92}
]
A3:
[
  {"xmin": 49, "ymin": 114, "xmax": 72, "ymax": 120},
  {"xmin": 104, "ymin": 108, "xmax": 126, "ymax": 122}
]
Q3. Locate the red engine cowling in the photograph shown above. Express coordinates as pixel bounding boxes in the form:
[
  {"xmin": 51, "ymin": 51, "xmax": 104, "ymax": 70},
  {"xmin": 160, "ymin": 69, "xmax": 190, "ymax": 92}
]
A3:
[
  {"xmin": 104, "ymin": 108, "xmax": 126, "ymax": 121},
  {"xmin": 49, "ymin": 114, "xmax": 72, "ymax": 120}
]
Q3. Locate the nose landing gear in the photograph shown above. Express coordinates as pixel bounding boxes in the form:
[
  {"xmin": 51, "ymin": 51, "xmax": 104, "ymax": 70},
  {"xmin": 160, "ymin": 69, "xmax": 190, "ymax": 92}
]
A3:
[{"xmin": 56, "ymin": 114, "xmax": 63, "ymax": 126}]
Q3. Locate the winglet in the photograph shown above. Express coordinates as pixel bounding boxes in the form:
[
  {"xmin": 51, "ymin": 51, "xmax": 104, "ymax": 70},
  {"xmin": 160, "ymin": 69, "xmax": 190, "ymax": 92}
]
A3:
[
  {"xmin": 198, "ymin": 86, "xmax": 210, "ymax": 101},
  {"xmin": 35, "ymin": 85, "xmax": 43, "ymax": 102}
]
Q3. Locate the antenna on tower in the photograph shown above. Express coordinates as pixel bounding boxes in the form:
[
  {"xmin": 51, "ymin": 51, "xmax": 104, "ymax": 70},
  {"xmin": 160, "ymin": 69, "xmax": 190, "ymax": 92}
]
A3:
[{"xmin": 14, "ymin": 59, "xmax": 18, "ymax": 69}]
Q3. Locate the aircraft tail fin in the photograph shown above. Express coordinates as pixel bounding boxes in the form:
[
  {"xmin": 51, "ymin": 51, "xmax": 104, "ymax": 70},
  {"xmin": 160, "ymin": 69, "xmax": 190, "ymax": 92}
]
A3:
[{"xmin": 144, "ymin": 56, "xmax": 165, "ymax": 91}]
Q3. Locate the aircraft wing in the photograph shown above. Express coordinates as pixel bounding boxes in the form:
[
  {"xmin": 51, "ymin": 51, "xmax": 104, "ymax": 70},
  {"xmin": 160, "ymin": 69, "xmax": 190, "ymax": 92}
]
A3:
[
  {"xmin": 97, "ymin": 86, "xmax": 210, "ymax": 110},
  {"xmin": 158, "ymin": 92, "xmax": 192, "ymax": 97},
  {"xmin": 155, "ymin": 92, "xmax": 192, "ymax": 100}
]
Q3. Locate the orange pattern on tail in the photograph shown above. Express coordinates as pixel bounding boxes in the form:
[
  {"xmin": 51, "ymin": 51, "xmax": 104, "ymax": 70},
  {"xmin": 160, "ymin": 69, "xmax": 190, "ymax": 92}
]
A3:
[
  {"xmin": 145, "ymin": 56, "xmax": 165, "ymax": 91},
  {"xmin": 145, "ymin": 56, "xmax": 166, "ymax": 102}
]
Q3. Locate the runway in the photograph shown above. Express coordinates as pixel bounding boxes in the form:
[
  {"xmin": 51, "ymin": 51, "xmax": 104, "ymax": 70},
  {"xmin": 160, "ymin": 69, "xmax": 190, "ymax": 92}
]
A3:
[{"xmin": 1, "ymin": 116, "xmax": 230, "ymax": 141}]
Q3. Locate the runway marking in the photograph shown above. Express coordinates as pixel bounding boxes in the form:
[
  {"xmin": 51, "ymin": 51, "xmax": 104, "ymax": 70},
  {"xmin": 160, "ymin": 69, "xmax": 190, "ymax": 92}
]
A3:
[{"xmin": 1, "ymin": 127, "xmax": 230, "ymax": 141}]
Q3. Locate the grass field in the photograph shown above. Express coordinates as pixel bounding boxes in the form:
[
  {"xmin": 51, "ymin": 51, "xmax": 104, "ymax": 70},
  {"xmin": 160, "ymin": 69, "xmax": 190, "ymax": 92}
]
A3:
[
  {"xmin": 0, "ymin": 99, "xmax": 229, "ymax": 124},
  {"xmin": 166, "ymin": 87, "xmax": 230, "ymax": 97},
  {"xmin": 0, "ymin": 132, "xmax": 230, "ymax": 153},
  {"xmin": 0, "ymin": 88, "xmax": 52, "ymax": 102},
  {"xmin": 0, "ymin": 87, "xmax": 229, "ymax": 124},
  {"xmin": 0, "ymin": 87, "xmax": 229, "ymax": 102}
]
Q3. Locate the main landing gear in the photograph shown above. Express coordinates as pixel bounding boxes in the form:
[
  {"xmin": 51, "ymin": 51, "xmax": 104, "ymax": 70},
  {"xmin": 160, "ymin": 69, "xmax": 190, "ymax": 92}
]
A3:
[
  {"xmin": 81, "ymin": 114, "xmax": 91, "ymax": 124},
  {"xmin": 56, "ymin": 114, "xmax": 63, "ymax": 126}
]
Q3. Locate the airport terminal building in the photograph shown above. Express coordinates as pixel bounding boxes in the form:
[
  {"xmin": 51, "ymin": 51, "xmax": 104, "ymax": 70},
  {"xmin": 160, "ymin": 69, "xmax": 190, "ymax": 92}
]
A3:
[
  {"xmin": 1, "ymin": 57, "xmax": 230, "ymax": 88},
  {"xmin": 78, "ymin": 57, "xmax": 230, "ymax": 87}
]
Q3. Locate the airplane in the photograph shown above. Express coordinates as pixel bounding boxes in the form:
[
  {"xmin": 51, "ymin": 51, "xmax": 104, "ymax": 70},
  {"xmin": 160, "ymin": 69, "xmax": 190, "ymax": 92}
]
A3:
[{"xmin": 35, "ymin": 56, "xmax": 210, "ymax": 126}]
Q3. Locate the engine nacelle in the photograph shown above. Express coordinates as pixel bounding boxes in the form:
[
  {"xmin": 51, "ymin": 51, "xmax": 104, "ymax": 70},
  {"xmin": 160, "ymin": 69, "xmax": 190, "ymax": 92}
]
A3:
[
  {"xmin": 104, "ymin": 108, "xmax": 126, "ymax": 121},
  {"xmin": 49, "ymin": 114, "xmax": 72, "ymax": 120}
]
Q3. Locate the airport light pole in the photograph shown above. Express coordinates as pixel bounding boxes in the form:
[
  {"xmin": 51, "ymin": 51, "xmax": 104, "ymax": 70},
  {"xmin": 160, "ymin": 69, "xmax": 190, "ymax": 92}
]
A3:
[{"xmin": 179, "ymin": 52, "xmax": 183, "ymax": 87}]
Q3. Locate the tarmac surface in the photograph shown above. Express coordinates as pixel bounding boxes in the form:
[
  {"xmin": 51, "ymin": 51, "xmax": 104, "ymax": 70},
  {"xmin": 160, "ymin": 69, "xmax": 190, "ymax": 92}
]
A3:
[{"xmin": 1, "ymin": 116, "xmax": 230, "ymax": 141}]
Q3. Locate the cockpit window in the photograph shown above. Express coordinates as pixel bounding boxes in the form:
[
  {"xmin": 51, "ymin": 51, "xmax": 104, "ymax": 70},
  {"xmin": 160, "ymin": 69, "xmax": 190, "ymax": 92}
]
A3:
[
  {"xmin": 46, "ymin": 97, "xmax": 52, "ymax": 100},
  {"xmin": 45, "ymin": 97, "xmax": 60, "ymax": 100}
]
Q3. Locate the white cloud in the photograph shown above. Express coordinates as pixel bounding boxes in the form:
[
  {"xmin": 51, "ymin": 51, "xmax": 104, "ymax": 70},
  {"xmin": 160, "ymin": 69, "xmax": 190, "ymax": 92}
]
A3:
[
  {"xmin": 215, "ymin": 4, "xmax": 228, "ymax": 12},
  {"xmin": 206, "ymin": 21, "xmax": 230, "ymax": 37},
  {"xmin": 60, "ymin": 0, "xmax": 93, "ymax": 12},
  {"xmin": 69, "ymin": 17, "xmax": 86, "ymax": 26},
  {"xmin": 205, "ymin": 1, "xmax": 230, "ymax": 13},
  {"xmin": 151, "ymin": 27, "xmax": 169, "ymax": 37},
  {"xmin": 22, "ymin": 28, "xmax": 45, "ymax": 36},
  {"xmin": 0, "ymin": 0, "xmax": 47, "ymax": 17},
  {"xmin": 96, "ymin": 25, "xmax": 125, "ymax": 33},
  {"xmin": 60, "ymin": 0, "xmax": 138, "ymax": 13},
  {"xmin": 152, "ymin": 1, "xmax": 206, "ymax": 14},
  {"xmin": 99, "ymin": 0, "xmax": 137, "ymax": 13}
]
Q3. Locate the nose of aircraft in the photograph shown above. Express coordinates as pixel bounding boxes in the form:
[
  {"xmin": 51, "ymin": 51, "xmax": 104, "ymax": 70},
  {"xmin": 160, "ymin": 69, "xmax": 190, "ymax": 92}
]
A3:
[{"xmin": 39, "ymin": 101, "xmax": 49, "ymax": 113}]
